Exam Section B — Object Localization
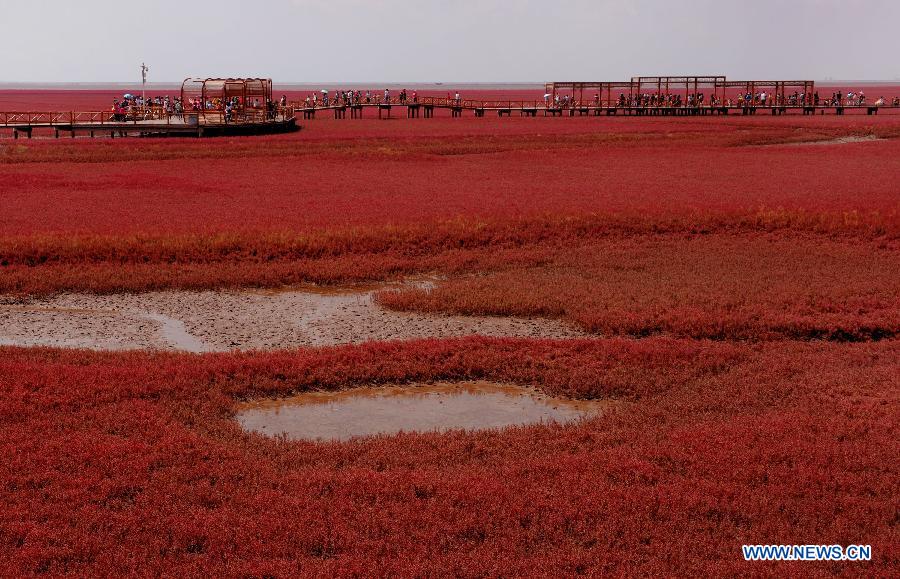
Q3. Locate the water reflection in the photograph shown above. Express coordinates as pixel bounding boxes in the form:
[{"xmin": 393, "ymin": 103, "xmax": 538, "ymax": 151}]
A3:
[{"xmin": 235, "ymin": 381, "xmax": 608, "ymax": 441}]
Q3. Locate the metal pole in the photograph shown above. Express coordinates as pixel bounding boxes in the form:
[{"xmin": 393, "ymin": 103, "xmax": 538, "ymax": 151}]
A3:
[{"xmin": 141, "ymin": 63, "xmax": 149, "ymax": 106}]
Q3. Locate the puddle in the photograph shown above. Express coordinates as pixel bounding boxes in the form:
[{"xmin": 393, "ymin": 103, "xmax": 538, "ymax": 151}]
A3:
[
  {"xmin": 140, "ymin": 312, "xmax": 210, "ymax": 353},
  {"xmin": 235, "ymin": 381, "xmax": 609, "ymax": 441}
]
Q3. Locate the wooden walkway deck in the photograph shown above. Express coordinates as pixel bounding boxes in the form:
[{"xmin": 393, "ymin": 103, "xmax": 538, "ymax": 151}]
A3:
[
  {"xmin": 294, "ymin": 97, "xmax": 898, "ymax": 119},
  {"xmin": 0, "ymin": 111, "xmax": 298, "ymax": 138},
  {"xmin": 2, "ymin": 101, "xmax": 897, "ymax": 139}
]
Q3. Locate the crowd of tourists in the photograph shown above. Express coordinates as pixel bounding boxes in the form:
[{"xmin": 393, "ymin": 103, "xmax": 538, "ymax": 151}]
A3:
[
  {"xmin": 298, "ymin": 88, "xmax": 469, "ymax": 110},
  {"xmin": 111, "ymin": 94, "xmax": 289, "ymax": 122},
  {"xmin": 114, "ymin": 88, "xmax": 899, "ymax": 118},
  {"xmin": 110, "ymin": 94, "xmax": 182, "ymax": 121},
  {"xmin": 303, "ymin": 88, "xmax": 433, "ymax": 108},
  {"xmin": 543, "ymin": 89, "xmax": 898, "ymax": 109},
  {"xmin": 295, "ymin": 87, "xmax": 900, "ymax": 112}
]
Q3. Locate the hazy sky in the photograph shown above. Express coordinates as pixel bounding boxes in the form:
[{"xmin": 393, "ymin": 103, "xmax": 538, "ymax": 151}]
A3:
[{"xmin": 2, "ymin": 0, "xmax": 898, "ymax": 83}]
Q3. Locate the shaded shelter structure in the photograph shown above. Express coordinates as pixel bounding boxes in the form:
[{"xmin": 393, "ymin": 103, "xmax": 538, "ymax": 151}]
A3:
[
  {"xmin": 720, "ymin": 80, "xmax": 816, "ymax": 106},
  {"xmin": 544, "ymin": 81, "xmax": 635, "ymax": 107},
  {"xmin": 545, "ymin": 75, "xmax": 816, "ymax": 109},
  {"xmin": 632, "ymin": 76, "xmax": 727, "ymax": 105},
  {"xmin": 181, "ymin": 77, "xmax": 274, "ymax": 123},
  {"xmin": 545, "ymin": 76, "xmax": 728, "ymax": 107}
]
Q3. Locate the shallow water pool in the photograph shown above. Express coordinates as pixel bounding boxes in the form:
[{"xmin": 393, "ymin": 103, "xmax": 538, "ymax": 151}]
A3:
[{"xmin": 235, "ymin": 381, "xmax": 608, "ymax": 441}]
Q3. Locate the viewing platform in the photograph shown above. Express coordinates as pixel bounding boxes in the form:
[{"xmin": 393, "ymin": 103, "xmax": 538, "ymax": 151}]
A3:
[
  {"xmin": 1, "ymin": 77, "xmax": 299, "ymax": 138},
  {"xmin": 289, "ymin": 99, "xmax": 895, "ymax": 119},
  {"xmin": 0, "ymin": 110, "xmax": 297, "ymax": 138}
]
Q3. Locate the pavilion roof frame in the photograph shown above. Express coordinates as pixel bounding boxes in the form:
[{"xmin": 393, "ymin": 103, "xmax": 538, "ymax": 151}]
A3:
[
  {"xmin": 181, "ymin": 77, "xmax": 273, "ymax": 111},
  {"xmin": 545, "ymin": 76, "xmax": 818, "ymax": 107},
  {"xmin": 720, "ymin": 80, "xmax": 816, "ymax": 104},
  {"xmin": 631, "ymin": 76, "xmax": 727, "ymax": 85}
]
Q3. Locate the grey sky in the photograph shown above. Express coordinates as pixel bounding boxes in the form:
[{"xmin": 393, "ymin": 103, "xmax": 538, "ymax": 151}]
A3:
[{"xmin": 2, "ymin": 0, "xmax": 898, "ymax": 83}]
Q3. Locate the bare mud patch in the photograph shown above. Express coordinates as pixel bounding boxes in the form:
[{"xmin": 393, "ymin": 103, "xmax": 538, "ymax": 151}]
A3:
[
  {"xmin": 760, "ymin": 135, "xmax": 886, "ymax": 147},
  {"xmin": 235, "ymin": 381, "xmax": 611, "ymax": 441},
  {"xmin": 0, "ymin": 283, "xmax": 585, "ymax": 351}
]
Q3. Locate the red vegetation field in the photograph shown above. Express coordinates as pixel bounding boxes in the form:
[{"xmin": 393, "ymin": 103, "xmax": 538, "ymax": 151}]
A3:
[
  {"xmin": 2, "ymin": 115, "xmax": 899, "ymax": 298},
  {"xmin": 1, "ymin": 93, "xmax": 898, "ymax": 574},
  {"xmin": 376, "ymin": 234, "xmax": 900, "ymax": 341},
  {"xmin": 1, "ymin": 339, "xmax": 897, "ymax": 575},
  {"xmin": 3, "ymin": 115, "xmax": 900, "ymax": 235}
]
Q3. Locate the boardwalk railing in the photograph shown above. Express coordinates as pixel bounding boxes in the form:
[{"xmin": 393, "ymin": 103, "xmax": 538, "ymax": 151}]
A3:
[
  {"xmin": 1, "ymin": 112, "xmax": 80, "ymax": 126},
  {"xmin": 0, "ymin": 107, "xmax": 296, "ymax": 128},
  {"xmin": 286, "ymin": 96, "xmax": 899, "ymax": 123},
  {"xmin": 289, "ymin": 95, "xmax": 899, "ymax": 112}
]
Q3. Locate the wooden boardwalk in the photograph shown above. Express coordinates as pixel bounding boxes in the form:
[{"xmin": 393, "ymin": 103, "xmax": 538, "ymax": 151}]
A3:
[
  {"xmin": 0, "ymin": 110, "xmax": 297, "ymax": 138},
  {"xmin": 2, "ymin": 100, "xmax": 896, "ymax": 139},
  {"xmin": 294, "ymin": 97, "xmax": 897, "ymax": 120}
]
